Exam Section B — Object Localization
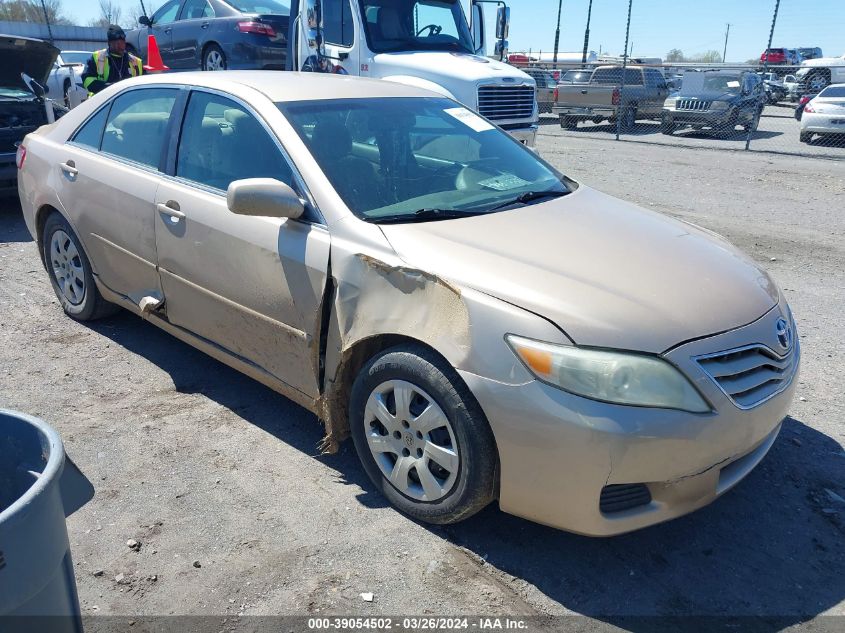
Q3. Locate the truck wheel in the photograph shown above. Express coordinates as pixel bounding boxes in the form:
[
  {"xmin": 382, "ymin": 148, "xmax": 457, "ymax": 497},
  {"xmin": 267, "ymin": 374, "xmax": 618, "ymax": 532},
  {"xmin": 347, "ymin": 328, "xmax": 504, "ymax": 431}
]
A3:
[
  {"xmin": 799, "ymin": 131, "xmax": 813, "ymax": 144},
  {"xmin": 349, "ymin": 345, "xmax": 498, "ymax": 525},
  {"xmin": 560, "ymin": 116, "xmax": 578, "ymax": 130},
  {"xmin": 806, "ymin": 71, "xmax": 829, "ymax": 93},
  {"xmin": 620, "ymin": 105, "xmax": 637, "ymax": 131},
  {"xmin": 660, "ymin": 114, "xmax": 675, "ymax": 135}
]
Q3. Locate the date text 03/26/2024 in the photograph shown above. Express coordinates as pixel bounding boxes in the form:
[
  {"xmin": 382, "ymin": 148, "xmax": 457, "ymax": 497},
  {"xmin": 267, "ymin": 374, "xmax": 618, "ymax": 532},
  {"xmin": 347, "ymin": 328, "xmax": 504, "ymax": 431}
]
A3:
[{"xmin": 307, "ymin": 617, "xmax": 529, "ymax": 630}]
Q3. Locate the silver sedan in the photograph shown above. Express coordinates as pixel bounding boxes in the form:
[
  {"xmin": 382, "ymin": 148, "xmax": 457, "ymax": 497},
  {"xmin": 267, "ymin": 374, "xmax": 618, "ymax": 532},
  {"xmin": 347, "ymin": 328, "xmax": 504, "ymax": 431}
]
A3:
[
  {"xmin": 800, "ymin": 84, "xmax": 845, "ymax": 143},
  {"xmin": 17, "ymin": 71, "xmax": 799, "ymax": 536}
]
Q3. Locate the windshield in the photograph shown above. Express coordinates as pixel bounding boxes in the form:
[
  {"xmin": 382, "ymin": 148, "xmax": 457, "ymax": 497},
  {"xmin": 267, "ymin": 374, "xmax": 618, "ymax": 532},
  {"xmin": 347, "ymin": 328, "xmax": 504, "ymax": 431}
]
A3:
[
  {"xmin": 278, "ymin": 97, "xmax": 571, "ymax": 222},
  {"xmin": 361, "ymin": 0, "xmax": 474, "ymax": 54},
  {"xmin": 226, "ymin": 0, "xmax": 289, "ymax": 14},
  {"xmin": 59, "ymin": 51, "xmax": 90, "ymax": 64},
  {"xmin": 0, "ymin": 87, "xmax": 36, "ymax": 99},
  {"xmin": 701, "ymin": 75, "xmax": 742, "ymax": 93}
]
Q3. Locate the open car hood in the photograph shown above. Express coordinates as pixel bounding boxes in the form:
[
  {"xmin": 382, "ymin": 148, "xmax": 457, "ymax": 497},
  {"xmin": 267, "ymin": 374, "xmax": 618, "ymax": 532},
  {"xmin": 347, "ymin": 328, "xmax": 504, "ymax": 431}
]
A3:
[{"xmin": 0, "ymin": 34, "xmax": 60, "ymax": 92}]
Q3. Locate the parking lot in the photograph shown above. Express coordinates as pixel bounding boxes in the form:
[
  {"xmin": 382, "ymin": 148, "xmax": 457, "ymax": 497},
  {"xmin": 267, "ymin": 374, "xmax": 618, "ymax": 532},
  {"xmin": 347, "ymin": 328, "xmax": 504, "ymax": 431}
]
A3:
[
  {"xmin": 1, "ymin": 131, "xmax": 844, "ymax": 630},
  {"xmin": 540, "ymin": 103, "xmax": 845, "ymax": 160}
]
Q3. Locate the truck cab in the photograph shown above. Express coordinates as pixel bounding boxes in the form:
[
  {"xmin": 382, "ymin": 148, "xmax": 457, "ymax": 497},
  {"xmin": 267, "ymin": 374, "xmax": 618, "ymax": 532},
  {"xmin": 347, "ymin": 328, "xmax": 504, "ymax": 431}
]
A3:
[{"xmin": 286, "ymin": 0, "xmax": 538, "ymax": 146}]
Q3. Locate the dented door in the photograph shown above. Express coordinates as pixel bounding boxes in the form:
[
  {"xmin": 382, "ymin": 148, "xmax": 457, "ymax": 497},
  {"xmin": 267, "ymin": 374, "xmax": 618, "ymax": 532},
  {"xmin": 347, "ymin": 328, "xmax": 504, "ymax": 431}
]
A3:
[{"xmin": 153, "ymin": 90, "xmax": 330, "ymax": 397}]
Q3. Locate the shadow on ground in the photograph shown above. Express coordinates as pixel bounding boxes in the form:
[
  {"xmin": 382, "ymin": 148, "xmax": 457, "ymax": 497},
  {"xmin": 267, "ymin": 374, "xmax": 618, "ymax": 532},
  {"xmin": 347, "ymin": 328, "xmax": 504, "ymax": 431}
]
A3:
[
  {"xmin": 441, "ymin": 415, "xmax": 845, "ymax": 626},
  {"xmin": 0, "ymin": 196, "xmax": 31, "ymax": 243}
]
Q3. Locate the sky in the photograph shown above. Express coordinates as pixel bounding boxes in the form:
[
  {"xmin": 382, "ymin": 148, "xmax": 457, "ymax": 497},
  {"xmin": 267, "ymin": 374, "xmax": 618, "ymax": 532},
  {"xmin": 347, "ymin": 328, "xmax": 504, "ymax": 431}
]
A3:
[{"xmin": 65, "ymin": 0, "xmax": 845, "ymax": 63}]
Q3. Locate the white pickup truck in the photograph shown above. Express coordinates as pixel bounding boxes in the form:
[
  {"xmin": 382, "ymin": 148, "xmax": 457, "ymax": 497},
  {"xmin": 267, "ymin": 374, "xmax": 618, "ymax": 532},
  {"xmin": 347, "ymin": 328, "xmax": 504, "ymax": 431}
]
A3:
[
  {"xmin": 796, "ymin": 52, "xmax": 845, "ymax": 93},
  {"xmin": 287, "ymin": 0, "xmax": 538, "ymax": 146}
]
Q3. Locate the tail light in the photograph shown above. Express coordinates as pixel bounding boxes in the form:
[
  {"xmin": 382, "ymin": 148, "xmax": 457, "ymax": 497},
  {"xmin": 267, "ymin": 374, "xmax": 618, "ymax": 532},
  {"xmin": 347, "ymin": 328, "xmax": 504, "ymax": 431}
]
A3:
[
  {"xmin": 804, "ymin": 103, "xmax": 815, "ymax": 113},
  {"xmin": 237, "ymin": 21, "xmax": 276, "ymax": 36},
  {"xmin": 612, "ymin": 88, "xmax": 620, "ymax": 106},
  {"xmin": 553, "ymin": 87, "xmax": 559, "ymax": 101},
  {"xmin": 15, "ymin": 144, "xmax": 26, "ymax": 170}
]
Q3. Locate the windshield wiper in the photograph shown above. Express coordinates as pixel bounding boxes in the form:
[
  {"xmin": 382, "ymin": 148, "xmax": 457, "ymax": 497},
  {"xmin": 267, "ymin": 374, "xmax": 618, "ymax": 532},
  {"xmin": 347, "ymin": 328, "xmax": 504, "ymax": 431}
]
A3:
[
  {"xmin": 369, "ymin": 208, "xmax": 485, "ymax": 225},
  {"xmin": 484, "ymin": 189, "xmax": 570, "ymax": 213}
]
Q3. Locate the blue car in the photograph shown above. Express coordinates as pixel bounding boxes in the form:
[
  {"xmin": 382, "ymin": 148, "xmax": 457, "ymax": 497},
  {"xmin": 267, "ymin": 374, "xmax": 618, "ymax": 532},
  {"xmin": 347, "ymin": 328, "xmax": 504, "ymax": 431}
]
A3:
[{"xmin": 126, "ymin": 0, "xmax": 289, "ymax": 71}]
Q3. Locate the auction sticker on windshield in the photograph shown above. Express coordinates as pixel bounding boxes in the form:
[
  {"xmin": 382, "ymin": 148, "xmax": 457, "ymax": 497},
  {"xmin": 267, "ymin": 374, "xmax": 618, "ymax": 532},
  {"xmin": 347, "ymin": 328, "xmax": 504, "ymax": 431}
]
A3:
[
  {"xmin": 477, "ymin": 174, "xmax": 532, "ymax": 191},
  {"xmin": 444, "ymin": 107, "xmax": 494, "ymax": 132}
]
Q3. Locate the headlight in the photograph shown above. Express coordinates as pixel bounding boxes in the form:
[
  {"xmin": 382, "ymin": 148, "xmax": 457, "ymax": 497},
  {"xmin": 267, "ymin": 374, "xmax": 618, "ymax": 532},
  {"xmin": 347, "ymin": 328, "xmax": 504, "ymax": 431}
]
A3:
[
  {"xmin": 663, "ymin": 98, "xmax": 676, "ymax": 108},
  {"xmin": 710, "ymin": 101, "xmax": 730, "ymax": 111},
  {"xmin": 506, "ymin": 335, "xmax": 711, "ymax": 413}
]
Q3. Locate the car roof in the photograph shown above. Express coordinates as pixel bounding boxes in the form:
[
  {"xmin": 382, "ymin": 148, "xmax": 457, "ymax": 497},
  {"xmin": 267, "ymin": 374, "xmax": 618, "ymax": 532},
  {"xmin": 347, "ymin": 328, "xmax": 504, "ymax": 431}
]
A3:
[{"xmin": 123, "ymin": 71, "xmax": 439, "ymax": 102}]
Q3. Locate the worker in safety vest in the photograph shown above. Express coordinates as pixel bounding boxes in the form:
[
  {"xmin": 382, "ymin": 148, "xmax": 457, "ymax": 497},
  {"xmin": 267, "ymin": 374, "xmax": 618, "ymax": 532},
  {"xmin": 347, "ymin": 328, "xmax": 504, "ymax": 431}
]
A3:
[{"xmin": 82, "ymin": 25, "xmax": 143, "ymax": 96}]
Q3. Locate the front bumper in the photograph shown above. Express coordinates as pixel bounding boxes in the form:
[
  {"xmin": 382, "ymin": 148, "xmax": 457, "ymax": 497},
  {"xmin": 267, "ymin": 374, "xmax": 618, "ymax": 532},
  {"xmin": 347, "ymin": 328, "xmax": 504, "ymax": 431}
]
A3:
[
  {"xmin": 553, "ymin": 106, "xmax": 616, "ymax": 119},
  {"xmin": 502, "ymin": 124, "xmax": 538, "ymax": 148},
  {"xmin": 462, "ymin": 304, "xmax": 799, "ymax": 536},
  {"xmin": 665, "ymin": 109, "xmax": 733, "ymax": 128}
]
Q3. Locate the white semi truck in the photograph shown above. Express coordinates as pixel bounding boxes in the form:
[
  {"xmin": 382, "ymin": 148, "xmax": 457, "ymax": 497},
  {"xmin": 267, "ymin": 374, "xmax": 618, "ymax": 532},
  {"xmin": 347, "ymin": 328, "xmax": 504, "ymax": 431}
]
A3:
[{"xmin": 286, "ymin": 0, "xmax": 538, "ymax": 146}]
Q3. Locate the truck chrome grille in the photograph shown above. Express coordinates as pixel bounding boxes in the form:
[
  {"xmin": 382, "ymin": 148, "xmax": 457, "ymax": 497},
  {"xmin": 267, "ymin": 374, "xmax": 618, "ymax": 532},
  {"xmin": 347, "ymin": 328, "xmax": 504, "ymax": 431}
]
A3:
[
  {"xmin": 477, "ymin": 85, "xmax": 535, "ymax": 121},
  {"xmin": 676, "ymin": 99, "xmax": 712, "ymax": 111},
  {"xmin": 696, "ymin": 343, "xmax": 798, "ymax": 409}
]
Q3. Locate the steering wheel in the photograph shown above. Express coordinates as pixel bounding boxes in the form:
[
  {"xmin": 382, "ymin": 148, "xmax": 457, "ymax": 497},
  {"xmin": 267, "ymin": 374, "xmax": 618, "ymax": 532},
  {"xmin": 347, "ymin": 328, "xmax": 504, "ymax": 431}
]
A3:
[{"xmin": 416, "ymin": 24, "xmax": 442, "ymax": 36}]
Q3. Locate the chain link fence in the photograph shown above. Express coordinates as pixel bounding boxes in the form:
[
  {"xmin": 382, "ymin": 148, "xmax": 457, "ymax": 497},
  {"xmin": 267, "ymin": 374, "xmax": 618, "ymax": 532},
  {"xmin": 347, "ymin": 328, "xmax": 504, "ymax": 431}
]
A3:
[{"xmin": 512, "ymin": 3, "xmax": 844, "ymax": 160}]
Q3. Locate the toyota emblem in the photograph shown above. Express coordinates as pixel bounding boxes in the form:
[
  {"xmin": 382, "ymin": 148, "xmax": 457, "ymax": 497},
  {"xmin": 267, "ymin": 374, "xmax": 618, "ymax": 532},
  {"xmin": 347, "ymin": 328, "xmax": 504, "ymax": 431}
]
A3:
[{"xmin": 775, "ymin": 317, "xmax": 792, "ymax": 351}]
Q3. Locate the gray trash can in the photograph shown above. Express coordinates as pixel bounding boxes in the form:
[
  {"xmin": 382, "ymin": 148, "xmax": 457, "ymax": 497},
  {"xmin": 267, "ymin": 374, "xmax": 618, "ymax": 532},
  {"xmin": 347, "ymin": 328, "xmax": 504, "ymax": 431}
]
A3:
[{"xmin": 0, "ymin": 409, "xmax": 94, "ymax": 633}]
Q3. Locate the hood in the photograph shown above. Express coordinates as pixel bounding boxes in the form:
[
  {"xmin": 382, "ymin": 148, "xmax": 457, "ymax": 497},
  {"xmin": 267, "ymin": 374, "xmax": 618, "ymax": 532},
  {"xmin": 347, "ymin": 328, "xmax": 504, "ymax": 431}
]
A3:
[
  {"xmin": 0, "ymin": 34, "xmax": 59, "ymax": 91},
  {"xmin": 801, "ymin": 54, "xmax": 845, "ymax": 68},
  {"xmin": 379, "ymin": 186, "xmax": 779, "ymax": 353},
  {"xmin": 372, "ymin": 51, "xmax": 533, "ymax": 86}
]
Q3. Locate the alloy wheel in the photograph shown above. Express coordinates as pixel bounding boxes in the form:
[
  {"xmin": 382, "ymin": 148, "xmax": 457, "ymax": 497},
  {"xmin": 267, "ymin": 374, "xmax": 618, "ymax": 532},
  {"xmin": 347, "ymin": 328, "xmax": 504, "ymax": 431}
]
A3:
[
  {"xmin": 206, "ymin": 50, "xmax": 225, "ymax": 71},
  {"xmin": 50, "ymin": 229, "xmax": 85, "ymax": 305},
  {"xmin": 364, "ymin": 380, "xmax": 460, "ymax": 502}
]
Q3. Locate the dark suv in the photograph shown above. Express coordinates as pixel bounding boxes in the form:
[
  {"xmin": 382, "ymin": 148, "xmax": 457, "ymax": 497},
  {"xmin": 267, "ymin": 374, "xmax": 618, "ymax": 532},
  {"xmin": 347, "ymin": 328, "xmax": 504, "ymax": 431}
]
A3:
[{"xmin": 661, "ymin": 70, "xmax": 764, "ymax": 137}]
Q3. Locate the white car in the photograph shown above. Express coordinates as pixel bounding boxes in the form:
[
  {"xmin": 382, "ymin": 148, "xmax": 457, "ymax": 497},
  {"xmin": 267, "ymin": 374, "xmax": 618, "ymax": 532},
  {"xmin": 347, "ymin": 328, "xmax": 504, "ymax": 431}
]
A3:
[
  {"xmin": 782, "ymin": 74, "xmax": 801, "ymax": 101},
  {"xmin": 46, "ymin": 50, "xmax": 89, "ymax": 107},
  {"xmin": 799, "ymin": 84, "xmax": 845, "ymax": 143}
]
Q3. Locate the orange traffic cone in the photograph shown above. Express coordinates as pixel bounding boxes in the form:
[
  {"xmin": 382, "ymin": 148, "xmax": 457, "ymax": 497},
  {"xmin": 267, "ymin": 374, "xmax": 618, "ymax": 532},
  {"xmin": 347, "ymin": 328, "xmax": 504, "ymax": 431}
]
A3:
[{"xmin": 143, "ymin": 34, "xmax": 169, "ymax": 73}]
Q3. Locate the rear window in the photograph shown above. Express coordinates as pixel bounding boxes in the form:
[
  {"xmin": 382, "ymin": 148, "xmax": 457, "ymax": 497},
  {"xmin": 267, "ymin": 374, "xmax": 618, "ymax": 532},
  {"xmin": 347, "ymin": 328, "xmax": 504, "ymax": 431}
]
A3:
[
  {"xmin": 820, "ymin": 86, "xmax": 845, "ymax": 98},
  {"xmin": 591, "ymin": 68, "xmax": 643, "ymax": 85},
  {"xmin": 226, "ymin": 0, "xmax": 289, "ymax": 14}
]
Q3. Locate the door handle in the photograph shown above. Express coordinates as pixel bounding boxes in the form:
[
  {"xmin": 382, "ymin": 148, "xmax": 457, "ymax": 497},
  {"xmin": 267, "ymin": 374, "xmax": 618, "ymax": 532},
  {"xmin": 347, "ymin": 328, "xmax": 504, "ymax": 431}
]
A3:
[
  {"xmin": 60, "ymin": 161, "xmax": 78, "ymax": 176},
  {"xmin": 581, "ymin": 89, "xmax": 588, "ymax": 94},
  {"xmin": 201, "ymin": 22, "xmax": 209, "ymax": 29},
  {"xmin": 157, "ymin": 202, "xmax": 185, "ymax": 221}
]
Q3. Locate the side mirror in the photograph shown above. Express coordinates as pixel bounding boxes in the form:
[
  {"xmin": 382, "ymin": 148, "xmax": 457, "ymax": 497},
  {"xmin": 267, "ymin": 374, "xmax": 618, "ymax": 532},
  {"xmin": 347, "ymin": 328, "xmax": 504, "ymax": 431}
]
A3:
[
  {"xmin": 494, "ymin": 39, "xmax": 508, "ymax": 60},
  {"xmin": 139, "ymin": 15, "xmax": 151, "ymax": 26},
  {"xmin": 495, "ymin": 6, "xmax": 510, "ymax": 40},
  {"xmin": 227, "ymin": 178, "xmax": 305, "ymax": 219}
]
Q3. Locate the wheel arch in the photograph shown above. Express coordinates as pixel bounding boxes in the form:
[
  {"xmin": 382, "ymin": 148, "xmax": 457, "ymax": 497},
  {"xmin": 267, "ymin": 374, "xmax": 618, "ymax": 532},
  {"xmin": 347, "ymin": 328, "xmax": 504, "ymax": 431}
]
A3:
[
  {"xmin": 200, "ymin": 41, "xmax": 224, "ymax": 69},
  {"xmin": 319, "ymin": 332, "xmax": 501, "ymax": 488}
]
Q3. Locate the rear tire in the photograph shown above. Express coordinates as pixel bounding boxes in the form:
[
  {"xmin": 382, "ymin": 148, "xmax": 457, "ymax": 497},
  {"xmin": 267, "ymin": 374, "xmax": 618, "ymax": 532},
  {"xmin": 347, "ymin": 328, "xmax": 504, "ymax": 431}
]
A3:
[
  {"xmin": 349, "ymin": 345, "xmax": 497, "ymax": 525},
  {"xmin": 202, "ymin": 44, "xmax": 227, "ymax": 71},
  {"xmin": 42, "ymin": 213, "xmax": 118, "ymax": 321},
  {"xmin": 620, "ymin": 105, "xmax": 637, "ymax": 132},
  {"xmin": 660, "ymin": 113, "xmax": 675, "ymax": 135},
  {"xmin": 805, "ymin": 71, "xmax": 829, "ymax": 93},
  {"xmin": 799, "ymin": 131, "xmax": 813, "ymax": 144},
  {"xmin": 560, "ymin": 116, "xmax": 578, "ymax": 130}
]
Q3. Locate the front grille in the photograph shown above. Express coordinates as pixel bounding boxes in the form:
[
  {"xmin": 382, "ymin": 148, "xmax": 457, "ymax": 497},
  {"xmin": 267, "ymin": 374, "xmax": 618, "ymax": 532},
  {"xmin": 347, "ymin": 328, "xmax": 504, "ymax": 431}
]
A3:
[
  {"xmin": 600, "ymin": 484, "xmax": 652, "ymax": 514},
  {"xmin": 676, "ymin": 99, "xmax": 712, "ymax": 111},
  {"xmin": 696, "ymin": 344, "xmax": 798, "ymax": 409},
  {"xmin": 477, "ymin": 85, "xmax": 535, "ymax": 121}
]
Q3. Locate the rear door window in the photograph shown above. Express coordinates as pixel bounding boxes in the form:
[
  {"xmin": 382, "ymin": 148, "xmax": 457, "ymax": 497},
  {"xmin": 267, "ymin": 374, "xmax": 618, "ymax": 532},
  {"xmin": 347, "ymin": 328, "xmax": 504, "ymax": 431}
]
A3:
[
  {"xmin": 71, "ymin": 106, "xmax": 110, "ymax": 149},
  {"xmin": 100, "ymin": 88, "xmax": 178, "ymax": 169}
]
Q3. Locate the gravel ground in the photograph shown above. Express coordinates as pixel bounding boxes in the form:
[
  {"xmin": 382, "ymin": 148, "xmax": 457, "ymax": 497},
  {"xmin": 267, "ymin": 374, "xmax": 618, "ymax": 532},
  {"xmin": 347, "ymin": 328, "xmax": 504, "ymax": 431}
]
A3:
[{"xmin": 1, "ymin": 132, "xmax": 844, "ymax": 631}]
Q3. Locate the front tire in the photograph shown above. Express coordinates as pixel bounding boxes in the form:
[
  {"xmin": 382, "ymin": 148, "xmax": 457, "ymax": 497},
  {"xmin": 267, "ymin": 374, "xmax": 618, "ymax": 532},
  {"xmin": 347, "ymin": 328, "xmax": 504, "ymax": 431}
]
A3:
[
  {"xmin": 42, "ymin": 213, "xmax": 117, "ymax": 321},
  {"xmin": 349, "ymin": 345, "xmax": 497, "ymax": 525},
  {"xmin": 560, "ymin": 116, "xmax": 578, "ymax": 130},
  {"xmin": 806, "ymin": 71, "xmax": 829, "ymax": 93},
  {"xmin": 660, "ymin": 113, "xmax": 675, "ymax": 135},
  {"xmin": 202, "ymin": 44, "xmax": 227, "ymax": 71},
  {"xmin": 620, "ymin": 105, "xmax": 637, "ymax": 132}
]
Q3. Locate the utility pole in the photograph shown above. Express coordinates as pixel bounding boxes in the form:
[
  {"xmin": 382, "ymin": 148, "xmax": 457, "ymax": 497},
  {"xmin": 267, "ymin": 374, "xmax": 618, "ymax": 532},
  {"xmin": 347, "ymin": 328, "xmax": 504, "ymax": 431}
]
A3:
[
  {"xmin": 581, "ymin": 0, "xmax": 593, "ymax": 66},
  {"xmin": 553, "ymin": 0, "xmax": 563, "ymax": 62},
  {"xmin": 39, "ymin": 0, "xmax": 54, "ymax": 43},
  {"xmin": 763, "ymin": 0, "xmax": 780, "ymax": 73},
  {"xmin": 615, "ymin": 0, "xmax": 633, "ymax": 141},
  {"xmin": 723, "ymin": 23, "xmax": 731, "ymax": 63}
]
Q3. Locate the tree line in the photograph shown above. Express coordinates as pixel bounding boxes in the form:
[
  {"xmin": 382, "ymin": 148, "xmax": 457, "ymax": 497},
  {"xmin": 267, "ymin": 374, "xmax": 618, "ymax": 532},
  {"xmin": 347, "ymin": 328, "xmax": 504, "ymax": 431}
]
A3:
[{"xmin": 0, "ymin": 0, "xmax": 157, "ymax": 28}]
